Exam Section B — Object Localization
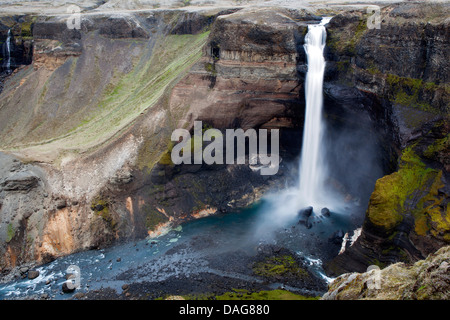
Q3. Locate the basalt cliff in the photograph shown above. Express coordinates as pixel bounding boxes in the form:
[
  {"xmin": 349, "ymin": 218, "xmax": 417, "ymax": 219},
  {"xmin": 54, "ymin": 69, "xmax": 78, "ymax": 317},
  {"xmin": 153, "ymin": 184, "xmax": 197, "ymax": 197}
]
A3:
[{"xmin": 0, "ymin": 1, "xmax": 448, "ymax": 299}]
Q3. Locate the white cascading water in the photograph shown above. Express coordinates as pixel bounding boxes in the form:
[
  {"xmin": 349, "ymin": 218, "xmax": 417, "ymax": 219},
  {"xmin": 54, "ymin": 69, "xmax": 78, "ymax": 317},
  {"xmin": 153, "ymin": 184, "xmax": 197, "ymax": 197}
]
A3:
[
  {"xmin": 5, "ymin": 29, "xmax": 11, "ymax": 71},
  {"xmin": 252, "ymin": 17, "xmax": 337, "ymax": 238},
  {"xmin": 298, "ymin": 17, "xmax": 331, "ymax": 209}
]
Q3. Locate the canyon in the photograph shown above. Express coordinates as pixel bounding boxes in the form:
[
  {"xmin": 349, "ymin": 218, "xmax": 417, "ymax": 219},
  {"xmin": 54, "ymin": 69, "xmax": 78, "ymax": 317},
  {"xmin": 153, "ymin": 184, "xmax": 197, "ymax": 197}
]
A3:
[{"xmin": 0, "ymin": 0, "xmax": 448, "ymax": 300}]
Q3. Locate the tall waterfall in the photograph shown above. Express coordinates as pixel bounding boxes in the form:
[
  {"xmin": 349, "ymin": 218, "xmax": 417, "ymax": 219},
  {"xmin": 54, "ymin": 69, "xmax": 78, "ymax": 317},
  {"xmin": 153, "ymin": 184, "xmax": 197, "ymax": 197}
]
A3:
[
  {"xmin": 4, "ymin": 29, "xmax": 11, "ymax": 71},
  {"xmin": 298, "ymin": 17, "xmax": 331, "ymax": 209}
]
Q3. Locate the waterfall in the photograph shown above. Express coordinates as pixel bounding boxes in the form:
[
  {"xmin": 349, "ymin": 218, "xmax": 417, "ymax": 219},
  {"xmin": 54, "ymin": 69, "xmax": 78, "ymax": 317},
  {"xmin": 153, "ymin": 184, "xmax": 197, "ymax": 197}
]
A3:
[
  {"xmin": 298, "ymin": 17, "xmax": 331, "ymax": 209},
  {"xmin": 5, "ymin": 29, "xmax": 11, "ymax": 71}
]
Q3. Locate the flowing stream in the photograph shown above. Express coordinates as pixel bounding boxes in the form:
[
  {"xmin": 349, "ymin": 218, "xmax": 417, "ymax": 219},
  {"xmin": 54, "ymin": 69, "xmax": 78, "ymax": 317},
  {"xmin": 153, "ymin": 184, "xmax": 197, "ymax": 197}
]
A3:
[{"xmin": 0, "ymin": 201, "xmax": 357, "ymax": 299}]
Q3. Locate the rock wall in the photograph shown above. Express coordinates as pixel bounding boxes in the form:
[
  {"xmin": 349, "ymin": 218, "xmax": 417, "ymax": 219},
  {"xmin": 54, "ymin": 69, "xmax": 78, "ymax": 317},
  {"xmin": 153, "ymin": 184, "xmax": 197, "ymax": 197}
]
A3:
[{"xmin": 0, "ymin": 10, "xmax": 224, "ymax": 273}]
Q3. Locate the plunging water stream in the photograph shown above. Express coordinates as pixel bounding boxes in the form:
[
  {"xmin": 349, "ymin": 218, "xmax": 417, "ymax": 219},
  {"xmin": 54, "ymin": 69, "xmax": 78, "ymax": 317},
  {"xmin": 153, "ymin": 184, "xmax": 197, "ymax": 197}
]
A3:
[
  {"xmin": 298, "ymin": 17, "xmax": 331, "ymax": 209},
  {"xmin": 4, "ymin": 29, "xmax": 11, "ymax": 71}
]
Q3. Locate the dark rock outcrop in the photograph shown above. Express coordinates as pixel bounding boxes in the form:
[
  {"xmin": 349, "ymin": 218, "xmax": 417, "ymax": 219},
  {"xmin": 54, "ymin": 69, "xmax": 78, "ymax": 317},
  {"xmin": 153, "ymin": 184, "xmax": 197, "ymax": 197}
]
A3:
[{"xmin": 323, "ymin": 246, "xmax": 450, "ymax": 300}]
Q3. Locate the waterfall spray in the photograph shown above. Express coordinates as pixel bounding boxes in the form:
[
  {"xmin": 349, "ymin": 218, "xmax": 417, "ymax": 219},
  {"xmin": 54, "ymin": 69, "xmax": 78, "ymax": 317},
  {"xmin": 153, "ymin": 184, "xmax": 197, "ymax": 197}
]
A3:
[{"xmin": 298, "ymin": 17, "xmax": 331, "ymax": 209}]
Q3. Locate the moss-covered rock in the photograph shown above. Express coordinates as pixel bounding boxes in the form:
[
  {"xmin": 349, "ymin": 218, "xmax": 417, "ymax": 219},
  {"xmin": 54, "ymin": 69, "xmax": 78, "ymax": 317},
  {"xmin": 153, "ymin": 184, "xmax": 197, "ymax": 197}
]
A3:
[
  {"xmin": 248, "ymin": 245, "xmax": 327, "ymax": 292},
  {"xmin": 326, "ymin": 118, "xmax": 449, "ymax": 276},
  {"xmin": 6, "ymin": 223, "xmax": 15, "ymax": 243},
  {"xmin": 142, "ymin": 206, "xmax": 169, "ymax": 231},
  {"xmin": 91, "ymin": 198, "xmax": 117, "ymax": 231},
  {"xmin": 367, "ymin": 146, "xmax": 445, "ymax": 234},
  {"xmin": 326, "ymin": 2, "xmax": 449, "ymax": 114},
  {"xmin": 252, "ymin": 255, "xmax": 308, "ymax": 280}
]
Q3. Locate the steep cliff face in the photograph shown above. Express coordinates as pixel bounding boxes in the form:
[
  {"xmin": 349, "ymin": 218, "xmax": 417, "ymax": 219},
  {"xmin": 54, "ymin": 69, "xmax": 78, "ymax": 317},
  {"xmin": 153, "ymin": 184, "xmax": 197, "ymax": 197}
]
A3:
[
  {"xmin": 118, "ymin": 7, "xmax": 319, "ymax": 245},
  {"xmin": 0, "ymin": 7, "xmax": 325, "ymax": 273},
  {"xmin": 0, "ymin": 10, "xmax": 222, "ymax": 272},
  {"xmin": 324, "ymin": 2, "xmax": 450, "ymax": 276}
]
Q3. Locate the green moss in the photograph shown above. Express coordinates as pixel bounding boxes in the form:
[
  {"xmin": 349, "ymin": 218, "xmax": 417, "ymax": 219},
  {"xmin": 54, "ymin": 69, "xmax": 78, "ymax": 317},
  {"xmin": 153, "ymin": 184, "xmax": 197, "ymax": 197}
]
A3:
[
  {"xmin": 327, "ymin": 17, "xmax": 367, "ymax": 56},
  {"xmin": 423, "ymin": 134, "xmax": 449, "ymax": 159},
  {"xmin": 385, "ymin": 74, "xmax": 443, "ymax": 113},
  {"xmin": 6, "ymin": 223, "xmax": 15, "ymax": 243},
  {"xmin": 204, "ymin": 62, "xmax": 217, "ymax": 76},
  {"xmin": 20, "ymin": 21, "xmax": 33, "ymax": 38},
  {"xmin": 348, "ymin": 18, "xmax": 367, "ymax": 54},
  {"xmin": 91, "ymin": 199, "xmax": 117, "ymax": 231},
  {"xmin": 136, "ymin": 135, "xmax": 166, "ymax": 172},
  {"xmin": 143, "ymin": 206, "xmax": 169, "ymax": 231},
  {"xmin": 336, "ymin": 60, "xmax": 350, "ymax": 74},
  {"xmin": 63, "ymin": 57, "xmax": 77, "ymax": 92},
  {"xmin": 418, "ymin": 171, "xmax": 449, "ymax": 238},
  {"xmin": 158, "ymin": 151, "xmax": 173, "ymax": 165},
  {"xmin": 253, "ymin": 255, "xmax": 308, "ymax": 279},
  {"xmin": 367, "ymin": 141, "xmax": 449, "ymax": 240},
  {"xmin": 371, "ymin": 258, "xmax": 386, "ymax": 269},
  {"xmin": 366, "ymin": 63, "xmax": 381, "ymax": 75},
  {"xmin": 158, "ymin": 141, "xmax": 174, "ymax": 165}
]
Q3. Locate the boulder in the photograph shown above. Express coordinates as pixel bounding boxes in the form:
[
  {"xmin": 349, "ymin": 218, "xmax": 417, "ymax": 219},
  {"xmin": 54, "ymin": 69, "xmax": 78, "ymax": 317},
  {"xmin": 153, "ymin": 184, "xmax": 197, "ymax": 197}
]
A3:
[
  {"xmin": 55, "ymin": 199, "xmax": 66, "ymax": 209},
  {"xmin": 321, "ymin": 207, "xmax": 330, "ymax": 217},
  {"xmin": 298, "ymin": 206, "xmax": 313, "ymax": 218},
  {"xmin": 62, "ymin": 282, "xmax": 76, "ymax": 293},
  {"xmin": 27, "ymin": 270, "xmax": 40, "ymax": 280},
  {"xmin": 329, "ymin": 230, "xmax": 345, "ymax": 245}
]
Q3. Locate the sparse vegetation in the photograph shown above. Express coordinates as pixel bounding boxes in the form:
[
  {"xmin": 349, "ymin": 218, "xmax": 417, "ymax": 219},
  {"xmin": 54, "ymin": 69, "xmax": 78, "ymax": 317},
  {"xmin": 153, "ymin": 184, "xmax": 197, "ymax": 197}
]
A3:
[
  {"xmin": 6, "ymin": 223, "xmax": 15, "ymax": 243},
  {"xmin": 91, "ymin": 198, "xmax": 117, "ymax": 231}
]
